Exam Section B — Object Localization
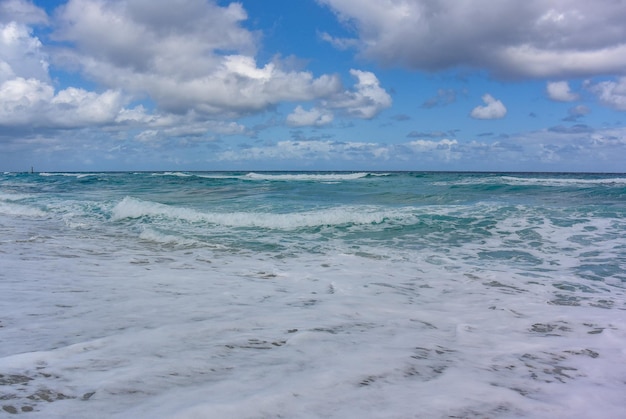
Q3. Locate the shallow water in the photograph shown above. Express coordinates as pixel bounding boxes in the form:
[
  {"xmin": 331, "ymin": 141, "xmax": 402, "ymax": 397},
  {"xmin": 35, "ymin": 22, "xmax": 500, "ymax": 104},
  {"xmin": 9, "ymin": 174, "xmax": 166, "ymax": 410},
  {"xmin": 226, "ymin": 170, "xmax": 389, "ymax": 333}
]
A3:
[{"xmin": 1, "ymin": 172, "xmax": 625, "ymax": 417}]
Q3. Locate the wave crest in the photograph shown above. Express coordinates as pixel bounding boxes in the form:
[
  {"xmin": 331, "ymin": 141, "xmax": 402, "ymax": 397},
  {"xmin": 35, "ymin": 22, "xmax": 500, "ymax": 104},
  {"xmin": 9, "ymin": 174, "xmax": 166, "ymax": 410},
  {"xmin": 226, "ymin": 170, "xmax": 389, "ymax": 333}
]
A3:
[
  {"xmin": 111, "ymin": 197, "xmax": 402, "ymax": 230},
  {"xmin": 0, "ymin": 202, "xmax": 46, "ymax": 217},
  {"xmin": 501, "ymin": 176, "xmax": 626, "ymax": 186},
  {"xmin": 244, "ymin": 172, "xmax": 376, "ymax": 181}
]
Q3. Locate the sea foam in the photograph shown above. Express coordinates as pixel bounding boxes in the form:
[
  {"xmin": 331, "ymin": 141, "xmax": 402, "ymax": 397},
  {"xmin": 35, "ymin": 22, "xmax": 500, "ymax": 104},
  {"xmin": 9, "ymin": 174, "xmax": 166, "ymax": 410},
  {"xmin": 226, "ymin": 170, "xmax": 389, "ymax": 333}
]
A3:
[
  {"xmin": 244, "ymin": 172, "xmax": 373, "ymax": 181},
  {"xmin": 110, "ymin": 196, "xmax": 405, "ymax": 230},
  {"xmin": 0, "ymin": 202, "xmax": 46, "ymax": 217},
  {"xmin": 2, "ymin": 171, "xmax": 625, "ymax": 419}
]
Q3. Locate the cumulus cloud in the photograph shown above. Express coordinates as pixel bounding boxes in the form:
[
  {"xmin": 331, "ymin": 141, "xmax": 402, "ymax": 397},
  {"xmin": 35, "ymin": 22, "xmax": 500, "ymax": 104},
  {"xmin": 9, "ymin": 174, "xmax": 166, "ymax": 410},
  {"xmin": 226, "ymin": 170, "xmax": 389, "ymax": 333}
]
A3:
[
  {"xmin": 0, "ymin": 0, "xmax": 48, "ymax": 25},
  {"xmin": 53, "ymin": 0, "xmax": 255, "ymax": 72},
  {"xmin": 217, "ymin": 139, "xmax": 392, "ymax": 164},
  {"xmin": 284, "ymin": 70, "xmax": 392, "ymax": 126},
  {"xmin": 327, "ymin": 69, "xmax": 392, "ymax": 118},
  {"xmin": 218, "ymin": 140, "xmax": 336, "ymax": 162},
  {"xmin": 134, "ymin": 119, "xmax": 248, "ymax": 144},
  {"xmin": 0, "ymin": 21, "xmax": 49, "ymax": 82},
  {"xmin": 470, "ymin": 94, "xmax": 507, "ymax": 119},
  {"xmin": 0, "ymin": 76, "xmax": 126, "ymax": 128},
  {"xmin": 0, "ymin": 77, "xmax": 53, "ymax": 125},
  {"xmin": 1, "ymin": 0, "xmax": 394, "ymax": 144},
  {"xmin": 408, "ymin": 138, "xmax": 457, "ymax": 150},
  {"xmin": 586, "ymin": 77, "xmax": 626, "ymax": 111},
  {"xmin": 319, "ymin": 0, "xmax": 626, "ymax": 78},
  {"xmin": 287, "ymin": 106, "xmax": 334, "ymax": 127},
  {"xmin": 50, "ymin": 0, "xmax": 346, "ymax": 118},
  {"xmin": 406, "ymin": 138, "xmax": 459, "ymax": 162},
  {"xmin": 49, "ymin": 88, "xmax": 124, "ymax": 126},
  {"xmin": 216, "ymin": 137, "xmax": 463, "ymax": 165},
  {"xmin": 319, "ymin": 31, "xmax": 359, "ymax": 50},
  {"xmin": 0, "ymin": 6, "xmax": 130, "ymax": 130},
  {"xmin": 547, "ymin": 81, "xmax": 578, "ymax": 102},
  {"xmin": 0, "ymin": 19, "xmax": 195, "ymax": 134}
]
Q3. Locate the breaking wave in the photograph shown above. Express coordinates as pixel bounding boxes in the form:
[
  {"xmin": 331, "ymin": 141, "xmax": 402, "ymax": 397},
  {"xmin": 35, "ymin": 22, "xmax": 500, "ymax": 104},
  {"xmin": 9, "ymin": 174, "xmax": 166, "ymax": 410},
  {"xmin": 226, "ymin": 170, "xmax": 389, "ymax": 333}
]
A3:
[{"xmin": 111, "ymin": 196, "xmax": 406, "ymax": 230}]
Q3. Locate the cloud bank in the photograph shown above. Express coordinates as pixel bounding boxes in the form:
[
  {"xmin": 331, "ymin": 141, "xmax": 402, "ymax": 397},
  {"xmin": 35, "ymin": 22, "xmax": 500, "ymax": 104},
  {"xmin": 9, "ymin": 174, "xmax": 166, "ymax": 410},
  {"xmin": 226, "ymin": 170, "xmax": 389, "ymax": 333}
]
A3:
[
  {"xmin": 0, "ymin": 0, "xmax": 392, "ymax": 137},
  {"xmin": 319, "ymin": 0, "xmax": 626, "ymax": 78},
  {"xmin": 1, "ymin": 0, "xmax": 625, "ymax": 172}
]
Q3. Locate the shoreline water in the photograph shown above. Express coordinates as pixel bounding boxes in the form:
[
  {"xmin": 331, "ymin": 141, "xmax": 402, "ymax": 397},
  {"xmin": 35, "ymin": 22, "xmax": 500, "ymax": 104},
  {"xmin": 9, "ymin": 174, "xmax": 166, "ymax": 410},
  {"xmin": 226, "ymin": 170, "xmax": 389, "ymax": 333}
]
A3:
[{"xmin": 1, "ymin": 171, "xmax": 625, "ymax": 418}]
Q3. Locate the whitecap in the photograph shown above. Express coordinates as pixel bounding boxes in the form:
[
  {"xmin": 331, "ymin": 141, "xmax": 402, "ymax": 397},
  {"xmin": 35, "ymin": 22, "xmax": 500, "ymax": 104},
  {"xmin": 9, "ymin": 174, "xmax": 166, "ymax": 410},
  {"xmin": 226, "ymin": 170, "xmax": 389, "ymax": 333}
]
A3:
[
  {"xmin": 244, "ymin": 172, "xmax": 373, "ymax": 181},
  {"xmin": 110, "ymin": 197, "xmax": 412, "ymax": 230},
  {"xmin": 0, "ymin": 202, "xmax": 46, "ymax": 217},
  {"xmin": 501, "ymin": 175, "xmax": 626, "ymax": 186}
]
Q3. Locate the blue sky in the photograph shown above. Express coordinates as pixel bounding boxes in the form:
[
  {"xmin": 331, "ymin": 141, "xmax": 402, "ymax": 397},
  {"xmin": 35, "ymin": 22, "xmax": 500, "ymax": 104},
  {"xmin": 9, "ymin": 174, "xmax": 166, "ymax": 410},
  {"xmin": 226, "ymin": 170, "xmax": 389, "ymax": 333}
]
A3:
[{"xmin": 1, "ymin": 0, "xmax": 626, "ymax": 172}]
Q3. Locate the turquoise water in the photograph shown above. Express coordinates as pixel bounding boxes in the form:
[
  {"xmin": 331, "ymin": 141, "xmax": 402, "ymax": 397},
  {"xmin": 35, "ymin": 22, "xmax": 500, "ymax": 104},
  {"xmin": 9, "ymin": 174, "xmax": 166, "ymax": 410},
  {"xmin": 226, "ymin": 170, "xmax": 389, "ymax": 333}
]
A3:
[{"xmin": 1, "ymin": 172, "xmax": 625, "ymax": 417}]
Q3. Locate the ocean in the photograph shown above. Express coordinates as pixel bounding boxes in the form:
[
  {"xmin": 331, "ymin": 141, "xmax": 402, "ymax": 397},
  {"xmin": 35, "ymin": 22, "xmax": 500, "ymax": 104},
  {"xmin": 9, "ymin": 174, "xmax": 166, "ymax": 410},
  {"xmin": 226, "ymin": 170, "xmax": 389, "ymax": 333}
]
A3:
[{"xmin": 1, "ymin": 171, "xmax": 625, "ymax": 418}]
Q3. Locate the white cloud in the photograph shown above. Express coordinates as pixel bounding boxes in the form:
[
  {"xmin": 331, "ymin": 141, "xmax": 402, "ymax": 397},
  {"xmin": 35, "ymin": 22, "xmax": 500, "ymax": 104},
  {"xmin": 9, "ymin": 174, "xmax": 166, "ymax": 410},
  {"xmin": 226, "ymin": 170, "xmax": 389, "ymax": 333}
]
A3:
[
  {"xmin": 0, "ymin": 0, "xmax": 48, "ymax": 25},
  {"xmin": 0, "ymin": 73, "xmax": 254, "ymax": 139},
  {"xmin": 0, "ymin": 77, "xmax": 125, "ymax": 128},
  {"xmin": 216, "ymin": 137, "xmax": 464, "ymax": 165},
  {"xmin": 408, "ymin": 138, "xmax": 459, "ymax": 162},
  {"xmin": 327, "ymin": 69, "xmax": 392, "ymax": 118},
  {"xmin": 496, "ymin": 44, "xmax": 626, "ymax": 78},
  {"xmin": 2, "ymin": 0, "xmax": 390, "ymax": 142},
  {"xmin": 215, "ymin": 139, "xmax": 393, "ymax": 166},
  {"xmin": 211, "ymin": 127, "xmax": 620, "ymax": 170},
  {"xmin": 470, "ymin": 94, "xmax": 507, "ymax": 119},
  {"xmin": 287, "ymin": 106, "xmax": 334, "ymax": 127},
  {"xmin": 135, "ymin": 121, "xmax": 246, "ymax": 144},
  {"xmin": 54, "ymin": 0, "xmax": 254, "ymax": 73},
  {"xmin": 408, "ymin": 139, "xmax": 458, "ymax": 152},
  {"xmin": 51, "ymin": 0, "xmax": 345, "ymax": 118},
  {"xmin": 218, "ymin": 140, "xmax": 334, "ymax": 162},
  {"xmin": 587, "ymin": 77, "xmax": 626, "ymax": 111},
  {"xmin": 547, "ymin": 81, "xmax": 579, "ymax": 102},
  {"xmin": 0, "ymin": 21, "xmax": 49, "ymax": 82},
  {"xmin": 319, "ymin": 31, "xmax": 359, "ymax": 50},
  {"xmin": 50, "ymin": 88, "xmax": 124, "ymax": 126},
  {"xmin": 0, "ymin": 77, "xmax": 53, "ymax": 125},
  {"xmin": 285, "ymin": 69, "xmax": 392, "ymax": 125},
  {"xmin": 319, "ymin": 0, "xmax": 626, "ymax": 78},
  {"xmin": 0, "ymin": 61, "xmax": 13, "ymax": 80}
]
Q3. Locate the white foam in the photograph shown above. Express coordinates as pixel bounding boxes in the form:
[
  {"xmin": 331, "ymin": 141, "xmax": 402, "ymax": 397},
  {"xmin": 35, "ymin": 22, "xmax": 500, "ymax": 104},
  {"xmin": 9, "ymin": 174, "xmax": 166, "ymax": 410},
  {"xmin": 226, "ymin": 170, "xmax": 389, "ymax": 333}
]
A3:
[
  {"xmin": 0, "ymin": 191, "xmax": 32, "ymax": 201},
  {"xmin": 0, "ymin": 201, "xmax": 46, "ymax": 217},
  {"xmin": 2, "ymin": 242, "xmax": 624, "ymax": 418},
  {"xmin": 39, "ymin": 172, "xmax": 98, "ymax": 178},
  {"xmin": 154, "ymin": 172, "xmax": 193, "ymax": 177},
  {"xmin": 435, "ymin": 175, "xmax": 626, "ymax": 187},
  {"xmin": 138, "ymin": 228, "xmax": 206, "ymax": 248},
  {"xmin": 111, "ymin": 196, "xmax": 409, "ymax": 230},
  {"xmin": 244, "ymin": 172, "xmax": 373, "ymax": 181},
  {"xmin": 501, "ymin": 175, "xmax": 626, "ymax": 186},
  {"xmin": 2, "ymin": 172, "xmax": 626, "ymax": 418}
]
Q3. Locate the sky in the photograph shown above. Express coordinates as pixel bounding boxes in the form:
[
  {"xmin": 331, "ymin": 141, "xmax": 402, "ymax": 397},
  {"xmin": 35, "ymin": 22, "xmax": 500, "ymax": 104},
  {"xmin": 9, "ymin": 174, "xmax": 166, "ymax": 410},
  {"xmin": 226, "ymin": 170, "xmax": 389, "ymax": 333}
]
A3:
[{"xmin": 1, "ymin": 0, "xmax": 626, "ymax": 172}]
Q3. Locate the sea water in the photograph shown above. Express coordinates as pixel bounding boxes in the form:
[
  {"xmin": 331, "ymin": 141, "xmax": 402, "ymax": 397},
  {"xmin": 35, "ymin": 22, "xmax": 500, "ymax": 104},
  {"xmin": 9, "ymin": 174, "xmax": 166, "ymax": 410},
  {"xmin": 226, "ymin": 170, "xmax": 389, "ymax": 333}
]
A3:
[{"xmin": 1, "ymin": 171, "xmax": 625, "ymax": 418}]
